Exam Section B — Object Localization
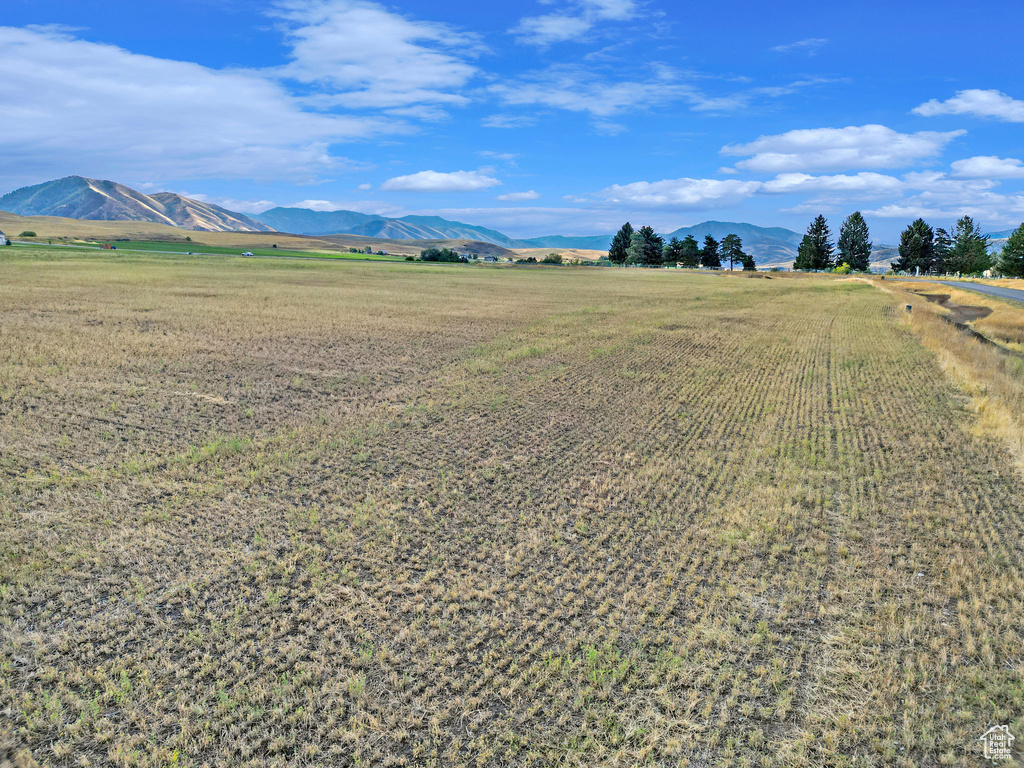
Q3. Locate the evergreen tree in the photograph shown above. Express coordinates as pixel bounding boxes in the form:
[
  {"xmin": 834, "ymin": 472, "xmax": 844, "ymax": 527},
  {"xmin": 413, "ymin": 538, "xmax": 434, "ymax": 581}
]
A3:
[
  {"xmin": 627, "ymin": 225, "xmax": 664, "ymax": 267},
  {"xmin": 720, "ymin": 234, "xmax": 745, "ymax": 271},
  {"xmin": 837, "ymin": 211, "xmax": 872, "ymax": 271},
  {"xmin": 945, "ymin": 216, "xmax": 991, "ymax": 274},
  {"xmin": 793, "ymin": 235, "xmax": 815, "ymax": 271},
  {"xmin": 892, "ymin": 219, "xmax": 935, "ymax": 273},
  {"xmin": 677, "ymin": 235, "xmax": 700, "ymax": 267},
  {"xmin": 931, "ymin": 228, "xmax": 951, "ymax": 273},
  {"xmin": 608, "ymin": 222, "xmax": 633, "ymax": 265},
  {"xmin": 803, "ymin": 215, "xmax": 834, "ymax": 269},
  {"xmin": 740, "ymin": 251, "xmax": 756, "ymax": 271},
  {"xmin": 700, "ymin": 234, "xmax": 721, "ymax": 268},
  {"xmin": 662, "ymin": 237, "xmax": 682, "ymax": 267},
  {"xmin": 998, "ymin": 223, "xmax": 1024, "ymax": 277}
]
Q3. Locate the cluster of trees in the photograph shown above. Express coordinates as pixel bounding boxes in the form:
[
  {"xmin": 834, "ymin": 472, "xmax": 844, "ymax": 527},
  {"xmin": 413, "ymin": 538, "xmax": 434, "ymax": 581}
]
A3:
[
  {"xmin": 608, "ymin": 223, "xmax": 755, "ymax": 270},
  {"xmin": 892, "ymin": 216, "xmax": 995, "ymax": 275},
  {"xmin": 794, "ymin": 212, "xmax": 1024, "ymax": 277},
  {"xmin": 419, "ymin": 247, "xmax": 465, "ymax": 263},
  {"xmin": 794, "ymin": 212, "xmax": 872, "ymax": 271},
  {"xmin": 515, "ymin": 253, "xmax": 565, "ymax": 264}
]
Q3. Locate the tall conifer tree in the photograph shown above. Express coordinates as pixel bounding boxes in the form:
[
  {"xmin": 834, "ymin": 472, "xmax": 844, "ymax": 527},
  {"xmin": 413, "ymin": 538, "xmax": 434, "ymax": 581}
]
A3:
[
  {"xmin": 608, "ymin": 222, "xmax": 633, "ymax": 265},
  {"xmin": 893, "ymin": 219, "xmax": 935, "ymax": 273},
  {"xmin": 678, "ymin": 235, "xmax": 700, "ymax": 267},
  {"xmin": 721, "ymin": 234, "xmax": 745, "ymax": 271},
  {"xmin": 700, "ymin": 235, "xmax": 721, "ymax": 268},
  {"xmin": 945, "ymin": 216, "xmax": 991, "ymax": 274},
  {"xmin": 807, "ymin": 215, "xmax": 834, "ymax": 269},
  {"xmin": 999, "ymin": 223, "xmax": 1024, "ymax": 277},
  {"xmin": 837, "ymin": 211, "xmax": 872, "ymax": 271}
]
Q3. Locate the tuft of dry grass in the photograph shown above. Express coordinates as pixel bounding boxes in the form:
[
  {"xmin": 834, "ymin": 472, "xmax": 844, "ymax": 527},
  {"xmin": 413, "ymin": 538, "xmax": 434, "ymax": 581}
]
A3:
[{"xmin": 1, "ymin": 252, "xmax": 1022, "ymax": 766}]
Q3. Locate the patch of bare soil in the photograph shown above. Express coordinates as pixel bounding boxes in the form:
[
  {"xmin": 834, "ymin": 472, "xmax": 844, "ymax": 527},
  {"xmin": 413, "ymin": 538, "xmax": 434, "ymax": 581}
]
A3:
[{"xmin": 918, "ymin": 292, "xmax": 993, "ymax": 323}]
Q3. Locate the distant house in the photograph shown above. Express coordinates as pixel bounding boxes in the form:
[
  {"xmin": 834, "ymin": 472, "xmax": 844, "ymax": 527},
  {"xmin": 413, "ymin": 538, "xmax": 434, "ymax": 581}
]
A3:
[
  {"xmin": 0, "ymin": 230, "xmax": 9, "ymax": 245},
  {"xmin": 483, "ymin": 255, "xmax": 498, "ymax": 263}
]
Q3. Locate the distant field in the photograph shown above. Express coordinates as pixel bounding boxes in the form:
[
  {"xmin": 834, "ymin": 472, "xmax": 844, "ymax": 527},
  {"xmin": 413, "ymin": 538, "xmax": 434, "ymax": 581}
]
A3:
[
  {"xmin": 0, "ymin": 211, "xmax": 517, "ymax": 260},
  {"xmin": 512, "ymin": 247, "xmax": 608, "ymax": 262},
  {"xmin": 53, "ymin": 240, "xmax": 407, "ymax": 262},
  {"xmin": 1, "ymin": 250, "xmax": 1022, "ymax": 766}
]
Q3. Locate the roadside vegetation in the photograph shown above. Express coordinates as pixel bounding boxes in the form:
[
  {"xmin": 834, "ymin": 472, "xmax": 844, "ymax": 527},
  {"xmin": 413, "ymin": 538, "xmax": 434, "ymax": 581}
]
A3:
[
  {"xmin": 882, "ymin": 277, "xmax": 1024, "ymax": 464},
  {"xmin": 1, "ymin": 250, "xmax": 1022, "ymax": 766}
]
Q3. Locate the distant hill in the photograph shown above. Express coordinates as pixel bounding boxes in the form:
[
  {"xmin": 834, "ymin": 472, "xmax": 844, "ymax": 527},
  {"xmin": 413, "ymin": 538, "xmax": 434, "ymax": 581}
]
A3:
[
  {"xmin": 252, "ymin": 207, "xmax": 383, "ymax": 236},
  {"xmin": 519, "ymin": 234, "xmax": 614, "ymax": 250},
  {"xmin": 256, "ymin": 208, "xmax": 521, "ymax": 246},
  {"xmin": 0, "ymin": 176, "xmax": 273, "ymax": 232}
]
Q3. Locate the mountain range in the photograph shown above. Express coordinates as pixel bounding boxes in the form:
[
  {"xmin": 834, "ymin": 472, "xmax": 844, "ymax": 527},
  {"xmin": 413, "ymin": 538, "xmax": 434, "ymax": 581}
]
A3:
[
  {"xmin": 0, "ymin": 176, "xmax": 272, "ymax": 232},
  {"xmin": 1, "ymin": 175, "xmax": 827, "ymax": 264},
  {"xmin": 255, "ymin": 207, "xmax": 524, "ymax": 246},
  {"xmin": 252, "ymin": 209, "xmax": 805, "ymax": 258}
]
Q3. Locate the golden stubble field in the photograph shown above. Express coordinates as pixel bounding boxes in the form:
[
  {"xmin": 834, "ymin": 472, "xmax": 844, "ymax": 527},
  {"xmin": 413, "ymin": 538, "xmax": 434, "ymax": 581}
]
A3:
[{"xmin": 1, "ymin": 252, "xmax": 1022, "ymax": 767}]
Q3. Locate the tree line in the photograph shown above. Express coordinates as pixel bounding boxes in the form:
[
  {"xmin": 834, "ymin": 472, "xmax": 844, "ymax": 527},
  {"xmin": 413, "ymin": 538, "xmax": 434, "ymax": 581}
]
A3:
[
  {"xmin": 608, "ymin": 223, "xmax": 756, "ymax": 270},
  {"xmin": 891, "ymin": 216, "xmax": 1024, "ymax": 276},
  {"xmin": 793, "ymin": 211, "xmax": 1024, "ymax": 276}
]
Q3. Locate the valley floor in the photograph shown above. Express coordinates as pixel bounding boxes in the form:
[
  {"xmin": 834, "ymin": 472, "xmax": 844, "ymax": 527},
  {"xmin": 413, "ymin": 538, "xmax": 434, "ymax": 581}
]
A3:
[{"xmin": 1, "ymin": 253, "xmax": 1021, "ymax": 766}]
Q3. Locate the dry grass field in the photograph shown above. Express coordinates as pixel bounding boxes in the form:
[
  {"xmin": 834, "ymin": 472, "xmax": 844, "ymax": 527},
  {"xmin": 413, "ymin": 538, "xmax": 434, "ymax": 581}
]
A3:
[{"xmin": 1, "ymin": 251, "xmax": 1023, "ymax": 767}]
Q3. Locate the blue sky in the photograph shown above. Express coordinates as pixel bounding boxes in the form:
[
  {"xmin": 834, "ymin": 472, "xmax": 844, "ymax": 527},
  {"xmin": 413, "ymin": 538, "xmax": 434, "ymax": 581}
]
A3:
[{"xmin": 3, "ymin": 0, "xmax": 1024, "ymax": 241}]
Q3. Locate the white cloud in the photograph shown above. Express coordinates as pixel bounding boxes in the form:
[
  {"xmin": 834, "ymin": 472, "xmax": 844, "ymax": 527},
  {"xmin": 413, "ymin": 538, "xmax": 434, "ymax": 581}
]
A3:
[
  {"xmin": 496, "ymin": 190, "xmax": 540, "ymax": 201},
  {"xmin": 760, "ymin": 172, "xmax": 903, "ymax": 196},
  {"xmin": 597, "ymin": 177, "xmax": 761, "ymax": 208},
  {"xmin": 491, "ymin": 66, "xmax": 836, "ymax": 120},
  {"xmin": 0, "ymin": 25, "xmax": 396, "ymax": 188},
  {"xmin": 950, "ymin": 156, "xmax": 1024, "ymax": 179},
  {"xmin": 581, "ymin": 0, "xmax": 638, "ymax": 20},
  {"xmin": 722, "ymin": 125, "xmax": 966, "ymax": 172},
  {"xmin": 272, "ymin": 0, "xmax": 481, "ymax": 109},
  {"xmin": 177, "ymin": 194, "xmax": 280, "ymax": 214},
  {"xmin": 478, "ymin": 151, "xmax": 519, "ymax": 162},
  {"xmin": 512, "ymin": 14, "xmax": 593, "ymax": 46},
  {"xmin": 491, "ymin": 65, "xmax": 711, "ymax": 118},
  {"xmin": 901, "ymin": 171, "xmax": 998, "ymax": 194},
  {"xmin": 482, "ymin": 114, "xmax": 538, "ymax": 129},
  {"xmin": 593, "ymin": 120, "xmax": 628, "ymax": 135},
  {"xmin": 863, "ymin": 172, "xmax": 1024, "ymax": 225},
  {"xmin": 357, "ymin": 183, "xmax": 373, "ymax": 190},
  {"xmin": 288, "ymin": 198, "xmax": 405, "ymax": 215},
  {"xmin": 913, "ymin": 89, "xmax": 1024, "ymax": 122},
  {"xmin": 771, "ymin": 38, "xmax": 828, "ymax": 54},
  {"xmin": 512, "ymin": 0, "xmax": 637, "ymax": 45},
  {"xmin": 864, "ymin": 198, "xmax": 1024, "ymax": 223},
  {"xmin": 381, "ymin": 170, "xmax": 501, "ymax": 192}
]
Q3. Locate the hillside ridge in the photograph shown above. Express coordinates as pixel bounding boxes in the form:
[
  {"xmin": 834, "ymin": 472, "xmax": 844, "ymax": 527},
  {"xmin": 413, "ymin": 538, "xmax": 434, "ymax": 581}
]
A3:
[{"xmin": 0, "ymin": 176, "xmax": 273, "ymax": 232}]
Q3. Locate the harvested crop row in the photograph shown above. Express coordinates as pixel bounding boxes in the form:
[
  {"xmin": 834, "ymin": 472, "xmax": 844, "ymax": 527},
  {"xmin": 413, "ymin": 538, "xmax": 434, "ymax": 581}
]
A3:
[{"xmin": 1, "ymin": 254, "xmax": 1021, "ymax": 767}]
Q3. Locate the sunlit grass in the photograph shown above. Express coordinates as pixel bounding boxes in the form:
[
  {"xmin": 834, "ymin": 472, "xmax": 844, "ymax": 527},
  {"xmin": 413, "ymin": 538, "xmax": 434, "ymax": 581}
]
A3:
[{"xmin": 1, "ymin": 251, "xmax": 1022, "ymax": 766}]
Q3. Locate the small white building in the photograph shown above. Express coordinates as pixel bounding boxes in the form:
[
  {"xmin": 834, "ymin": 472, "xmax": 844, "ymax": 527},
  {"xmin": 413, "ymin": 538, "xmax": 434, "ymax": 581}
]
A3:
[{"xmin": 0, "ymin": 230, "xmax": 9, "ymax": 245}]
